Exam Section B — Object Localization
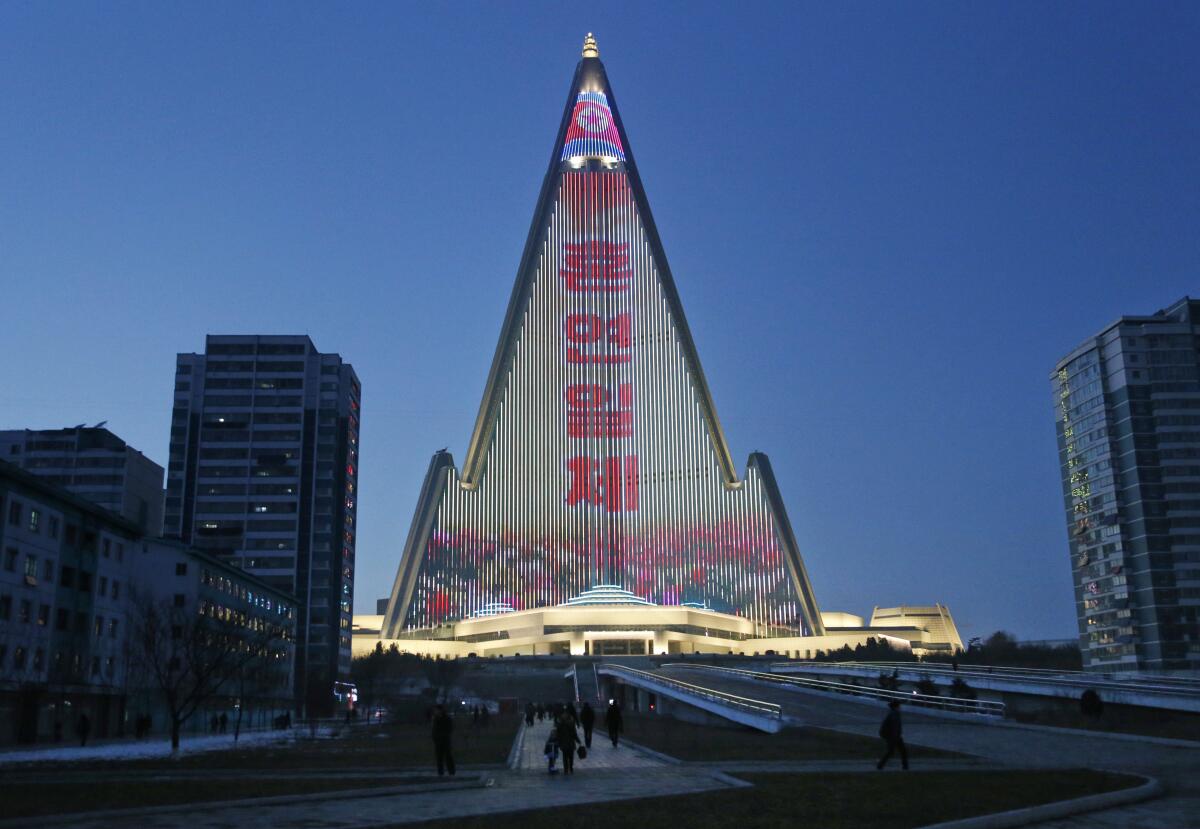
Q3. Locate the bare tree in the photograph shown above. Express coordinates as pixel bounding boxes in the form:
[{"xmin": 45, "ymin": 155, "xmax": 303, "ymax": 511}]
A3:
[{"xmin": 126, "ymin": 589, "xmax": 288, "ymax": 750}]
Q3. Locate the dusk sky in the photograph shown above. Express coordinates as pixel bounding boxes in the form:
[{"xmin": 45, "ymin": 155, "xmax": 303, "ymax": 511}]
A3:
[{"xmin": 2, "ymin": 2, "xmax": 1197, "ymax": 642}]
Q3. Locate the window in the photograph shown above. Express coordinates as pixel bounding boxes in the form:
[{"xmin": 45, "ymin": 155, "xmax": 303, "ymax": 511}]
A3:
[
  {"xmin": 111, "ymin": 581, "xmax": 120, "ymax": 600},
  {"xmin": 3, "ymin": 548, "xmax": 16, "ymax": 572},
  {"xmin": 98, "ymin": 576, "xmax": 108, "ymax": 597},
  {"xmin": 115, "ymin": 543, "xmax": 124, "ymax": 562},
  {"xmin": 18, "ymin": 599, "xmax": 31, "ymax": 624},
  {"xmin": 13, "ymin": 646, "xmax": 26, "ymax": 669},
  {"xmin": 109, "ymin": 618, "xmax": 119, "ymax": 638},
  {"xmin": 42, "ymin": 559, "xmax": 54, "ymax": 581},
  {"xmin": 78, "ymin": 571, "xmax": 93, "ymax": 593},
  {"xmin": 0, "ymin": 595, "xmax": 10, "ymax": 621},
  {"xmin": 7, "ymin": 501, "xmax": 20, "ymax": 526},
  {"xmin": 94, "ymin": 616, "xmax": 103, "ymax": 638},
  {"xmin": 175, "ymin": 562, "xmax": 188, "ymax": 576},
  {"xmin": 91, "ymin": 656, "xmax": 100, "ymax": 677},
  {"xmin": 47, "ymin": 516, "xmax": 59, "ymax": 539},
  {"xmin": 173, "ymin": 594, "xmax": 186, "ymax": 608},
  {"xmin": 60, "ymin": 566, "xmax": 75, "ymax": 588},
  {"xmin": 37, "ymin": 604, "xmax": 49, "ymax": 626},
  {"xmin": 23, "ymin": 555, "xmax": 37, "ymax": 583},
  {"xmin": 102, "ymin": 539, "xmax": 111, "ymax": 558},
  {"xmin": 56, "ymin": 608, "xmax": 69, "ymax": 631},
  {"xmin": 34, "ymin": 648, "xmax": 45, "ymax": 671},
  {"xmin": 28, "ymin": 509, "xmax": 40, "ymax": 533}
]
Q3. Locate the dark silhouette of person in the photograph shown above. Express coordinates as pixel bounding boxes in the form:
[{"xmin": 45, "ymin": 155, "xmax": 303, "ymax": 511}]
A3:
[
  {"xmin": 525, "ymin": 702, "xmax": 535, "ymax": 726},
  {"xmin": 555, "ymin": 710, "xmax": 579, "ymax": 775},
  {"xmin": 431, "ymin": 705, "xmax": 456, "ymax": 776},
  {"xmin": 536, "ymin": 703, "xmax": 545, "ymax": 722},
  {"xmin": 77, "ymin": 713, "xmax": 91, "ymax": 747},
  {"xmin": 580, "ymin": 702, "xmax": 595, "ymax": 748},
  {"xmin": 876, "ymin": 701, "xmax": 908, "ymax": 770},
  {"xmin": 605, "ymin": 701, "xmax": 622, "ymax": 747},
  {"xmin": 210, "ymin": 714, "xmax": 219, "ymax": 734},
  {"xmin": 472, "ymin": 705, "xmax": 480, "ymax": 727},
  {"xmin": 219, "ymin": 712, "xmax": 228, "ymax": 734}
]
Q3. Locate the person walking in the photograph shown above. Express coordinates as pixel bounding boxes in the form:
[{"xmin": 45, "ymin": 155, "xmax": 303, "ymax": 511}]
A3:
[
  {"xmin": 605, "ymin": 701, "xmax": 622, "ymax": 748},
  {"xmin": 555, "ymin": 710, "xmax": 579, "ymax": 775},
  {"xmin": 525, "ymin": 702, "xmax": 535, "ymax": 726},
  {"xmin": 219, "ymin": 712, "xmax": 228, "ymax": 734},
  {"xmin": 579, "ymin": 702, "xmax": 595, "ymax": 749},
  {"xmin": 431, "ymin": 704, "xmax": 456, "ymax": 776},
  {"xmin": 76, "ymin": 713, "xmax": 91, "ymax": 747},
  {"xmin": 876, "ymin": 701, "xmax": 908, "ymax": 770}
]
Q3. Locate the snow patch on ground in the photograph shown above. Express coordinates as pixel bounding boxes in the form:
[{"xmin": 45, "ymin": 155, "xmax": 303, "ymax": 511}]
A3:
[{"xmin": 0, "ymin": 728, "xmax": 297, "ymax": 765}]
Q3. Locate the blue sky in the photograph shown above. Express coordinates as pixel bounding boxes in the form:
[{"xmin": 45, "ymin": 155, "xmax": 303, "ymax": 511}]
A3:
[{"xmin": 1, "ymin": 2, "xmax": 1196, "ymax": 641}]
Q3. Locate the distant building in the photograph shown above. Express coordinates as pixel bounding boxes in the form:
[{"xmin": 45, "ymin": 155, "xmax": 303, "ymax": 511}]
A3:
[
  {"xmin": 0, "ymin": 427, "xmax": 164, "ymax": 535},
  {"xmin": 165, "ymin": 335, "xmax": 360, "ymax": 709},
  {"xmin": 0, "ymin": 459, "xmax": 140, "ymax": 745},
  {"xmin": 865, "ymin": 605, "xmax": 964, "ymax": 656},
  {"xmin": 1053, "ymin": 296, "xmax": 1200, "ymax": 672}
]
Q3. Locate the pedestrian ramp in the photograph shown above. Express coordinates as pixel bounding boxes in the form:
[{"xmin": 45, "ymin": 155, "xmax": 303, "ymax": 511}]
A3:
[{"xmin": 597, "ymin": 663, "xmax": 784, "ymax": 733}]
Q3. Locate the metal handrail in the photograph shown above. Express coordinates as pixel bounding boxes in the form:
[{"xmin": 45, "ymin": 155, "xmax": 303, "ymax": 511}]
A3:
[
  {"xmin": 598, "ymin": 663, "xmax": 782, "ymax": 720},
  {"xmin": 777, "ymin": 661, "xmax": 1200, "ymax": 699},
  {"xmin": 666, "ymin": 663, "xmax": 1005, "ymax": 718}
]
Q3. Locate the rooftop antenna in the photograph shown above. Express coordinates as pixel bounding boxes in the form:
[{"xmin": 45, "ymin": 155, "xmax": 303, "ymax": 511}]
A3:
[{"xmin": 93, "ymin": 421, "xmax": 107, "ymax": 429}]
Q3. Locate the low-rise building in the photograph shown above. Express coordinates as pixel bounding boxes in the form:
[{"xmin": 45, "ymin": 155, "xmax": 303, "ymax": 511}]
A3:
[
  {"xmin": 0, "ymin": 460, "xmax": 297, "ymax": 745},
  {"xmin": 0, "ymin": 459, "xmax": 139, "ymax": 744}
]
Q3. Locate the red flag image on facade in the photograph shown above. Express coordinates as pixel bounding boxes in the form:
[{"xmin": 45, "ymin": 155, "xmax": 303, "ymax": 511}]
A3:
[
  {"xmin": 565, "ymin": 312, "xmax": 632, "ymax": 364},
  {"xmin": 565, "ymin": 383, "xmax": 634, "ymax": 438},
  {"xmin": 560, "ymin": 241, "xmax": 632, "ymax": 293},
  {"xmin": 566, "ymin": 455, "xmax": 639, "ymax": 512}
]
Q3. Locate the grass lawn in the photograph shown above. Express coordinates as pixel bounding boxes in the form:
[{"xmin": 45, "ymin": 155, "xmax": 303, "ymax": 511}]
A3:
[
  {"xmin": 8, "ymin": 718, "xmax": 520, "ymax": 772},
  {"xmin": 0, "ymin": 775, "xmax": 432, "ymax": 819},
  {"xmin": 405, "ymin": 770, "xmax": 1140, "ymax": 829},
  {"xmin": 606, "ymin": 715, "xmax": 966, "ymax": 762}
]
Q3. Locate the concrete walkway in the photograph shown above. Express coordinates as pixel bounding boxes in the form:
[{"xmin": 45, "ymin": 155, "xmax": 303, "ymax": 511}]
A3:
[{"xmin": 30, "ymin": 719, "xmax": 739, "ymax": 829}]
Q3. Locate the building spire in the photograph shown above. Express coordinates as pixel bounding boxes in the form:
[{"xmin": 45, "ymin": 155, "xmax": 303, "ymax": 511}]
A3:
[{"xmin": 582, "ymin": 32, "xmax": 599, "ymax": 58}]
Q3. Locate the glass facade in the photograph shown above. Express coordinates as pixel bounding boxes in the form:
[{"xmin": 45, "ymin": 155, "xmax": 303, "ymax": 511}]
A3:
[{"xmin": 385, "ymin": 50, "xmax": 821, "ymax": 637}]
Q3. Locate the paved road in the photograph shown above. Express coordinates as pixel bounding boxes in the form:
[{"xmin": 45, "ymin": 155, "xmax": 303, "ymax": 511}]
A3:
[{"xmin": 656, "ymin": 665, "xmax": 1200, "ymax": 828}]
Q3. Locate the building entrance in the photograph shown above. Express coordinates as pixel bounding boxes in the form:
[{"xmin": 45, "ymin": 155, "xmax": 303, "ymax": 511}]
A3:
[{"xmin": 590, "ymin": 639, "xmax": 647, "ymax": 656}]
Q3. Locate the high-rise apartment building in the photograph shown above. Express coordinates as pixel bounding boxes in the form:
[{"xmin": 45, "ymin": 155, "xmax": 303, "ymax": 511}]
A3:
[
  {"xmin": 0, "ymin": 427, "xmax": 164, "ymax": 536},
  {"xmin": 1053, "ymin": 297, "xmax": 1200, "ymax": 672},
  {"xmin": 165, "ymin": 335, "xmax": 359, "ymax": 703}
]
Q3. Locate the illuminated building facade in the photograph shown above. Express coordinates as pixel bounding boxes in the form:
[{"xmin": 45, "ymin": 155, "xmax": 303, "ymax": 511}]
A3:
[{"xmin": 381, "ymin": 35, "xmax": 822, "ymax": 639}]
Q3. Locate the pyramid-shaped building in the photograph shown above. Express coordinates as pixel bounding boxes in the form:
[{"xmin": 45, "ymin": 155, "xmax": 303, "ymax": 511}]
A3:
[{"xmin": 381, "ymin": 35, "xmax": 825, "ymax": 642}]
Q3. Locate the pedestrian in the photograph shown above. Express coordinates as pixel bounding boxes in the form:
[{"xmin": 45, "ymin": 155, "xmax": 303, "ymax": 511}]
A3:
[
  {"xmin": 580, "ymin": 702, "xmax": 595, "ymax": 749},
  {"xmin": 555, "ymin": 710, "xmax": 579, "ymax": 775},
  {"xmin": 536, "ymin": 703, "xmax": 544, "ymax": 722},
  {"xmin": 77, "ymin": 713, "xmax": 91, "ymax": 747},
  {"xmin": 605, "ymin": 701, "xmax": 622, "ymax": 748},
  {"xmin": 876, "ymin": 701, "xmax": 908, "ymax": 770},
  {"xmin": 219, "ymin": 712, "xmax": 228, "ymax": 734},
  {"xmin": 525, "ymin": 702, "xmax": 535, "ymax": 726},
  {"xmin": 543, "ymin": 730, "xmax": 559, "ymax": 774},
  {"xmin": 472, "ymin": 705, "xmax": 480, "ymax": 727},
  {"xmin": 431, "ymin": 704, "xmax": 456, "ymax": 776}
]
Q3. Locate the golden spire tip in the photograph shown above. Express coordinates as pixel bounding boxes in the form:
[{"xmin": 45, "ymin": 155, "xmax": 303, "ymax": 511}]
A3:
[{"xmin": 582, "ymin": 32, "xmax": 599, "ymax": 58}]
